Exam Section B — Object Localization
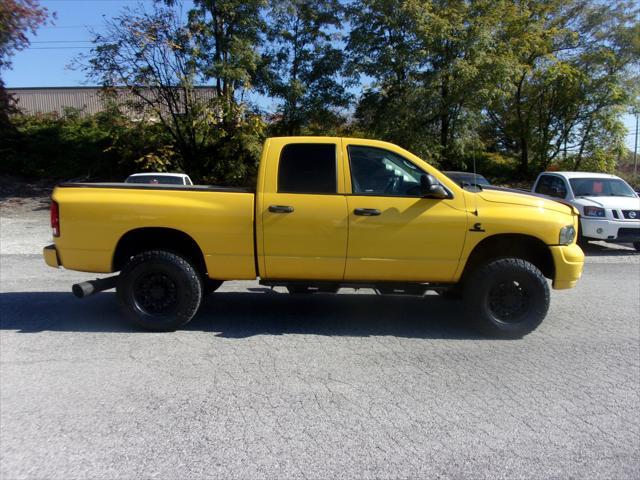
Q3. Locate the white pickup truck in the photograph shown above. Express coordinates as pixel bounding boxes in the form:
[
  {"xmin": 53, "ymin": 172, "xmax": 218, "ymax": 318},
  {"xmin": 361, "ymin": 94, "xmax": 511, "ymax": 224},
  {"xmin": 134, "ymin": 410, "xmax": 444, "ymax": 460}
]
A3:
[{"xmin": 532, "ymin": 171, "xmax": 640, "ymax": 250}]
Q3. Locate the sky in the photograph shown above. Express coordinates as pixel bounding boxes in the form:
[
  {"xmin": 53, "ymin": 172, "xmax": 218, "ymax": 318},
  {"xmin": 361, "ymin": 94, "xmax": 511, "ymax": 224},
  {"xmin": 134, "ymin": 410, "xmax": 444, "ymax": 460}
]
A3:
[{"xmin": 3, "ymin": 0, "xmax": 638, "ymax": 152}]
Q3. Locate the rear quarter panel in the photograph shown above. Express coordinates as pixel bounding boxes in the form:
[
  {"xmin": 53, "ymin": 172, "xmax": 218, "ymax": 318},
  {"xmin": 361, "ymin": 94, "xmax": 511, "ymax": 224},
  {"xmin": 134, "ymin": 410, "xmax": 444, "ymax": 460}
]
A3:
[{"xmin": 53, "ymin": 186, "xmax": 256, "ymax": 279}]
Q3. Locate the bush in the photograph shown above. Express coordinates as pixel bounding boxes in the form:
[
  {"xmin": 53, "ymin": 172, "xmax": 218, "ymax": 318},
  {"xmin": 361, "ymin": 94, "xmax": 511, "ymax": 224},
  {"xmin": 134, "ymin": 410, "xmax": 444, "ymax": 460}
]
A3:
[
  {"xmin": 0, "ymin": 107, "xmax": 169, "ymax": 180},
  {"xmin": 449, "ymin": 151, "xmax": 520, "ymax": 184},
  {"xmin": 0, "ymin": 107, "xmax": 265, "ymax": 186}
]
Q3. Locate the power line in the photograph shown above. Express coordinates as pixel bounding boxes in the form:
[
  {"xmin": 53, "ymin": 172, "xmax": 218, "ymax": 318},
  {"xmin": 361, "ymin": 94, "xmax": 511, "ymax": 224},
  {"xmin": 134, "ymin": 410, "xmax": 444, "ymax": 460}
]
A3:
[
  {"xmin": 41, "ymin": 0, "xmax": 154, "ymax": 2},
  {"xmin": 41, "ymin": 25, "xmax": 101, "ymax": 29},
  {"xmin": 25, "ymin": 46, "xmax": 93, "ymax": 50},
  {"xmin": 31, "ymin": 41, "xmax": 92, "ymax": 43}
]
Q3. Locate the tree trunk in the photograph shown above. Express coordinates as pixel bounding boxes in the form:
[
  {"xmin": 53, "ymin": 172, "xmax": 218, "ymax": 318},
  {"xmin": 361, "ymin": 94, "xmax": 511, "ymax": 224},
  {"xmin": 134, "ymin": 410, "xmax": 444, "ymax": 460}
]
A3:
[
  {"xmin": 520, "ymin": 138, "xmax": 529, "ymax": 176},
  {"xmin": 440, "ymin": 78, "xmax": 449, "ymax": 162}
]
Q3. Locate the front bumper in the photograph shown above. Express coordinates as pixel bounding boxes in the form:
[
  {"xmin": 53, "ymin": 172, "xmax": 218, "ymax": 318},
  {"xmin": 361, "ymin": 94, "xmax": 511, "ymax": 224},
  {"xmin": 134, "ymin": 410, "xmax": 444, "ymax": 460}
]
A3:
[
  {"xmin": 581, "ymin": 218, "xmax": 640, "ymax": 243},
  {"xmin": 550, "ymin": 243, "xmax": 584, "ymax": 290},
  {"xmin": 43, "ymin": 244, "xmax": 60, "ymax": 268}
]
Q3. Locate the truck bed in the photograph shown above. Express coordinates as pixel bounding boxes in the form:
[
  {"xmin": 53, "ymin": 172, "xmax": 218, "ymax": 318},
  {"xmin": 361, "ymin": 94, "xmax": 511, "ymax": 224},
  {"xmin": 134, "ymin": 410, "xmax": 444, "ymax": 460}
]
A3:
[{"xmin": 52, "ymin": 183, "xmax": 257, "ymax": 279}]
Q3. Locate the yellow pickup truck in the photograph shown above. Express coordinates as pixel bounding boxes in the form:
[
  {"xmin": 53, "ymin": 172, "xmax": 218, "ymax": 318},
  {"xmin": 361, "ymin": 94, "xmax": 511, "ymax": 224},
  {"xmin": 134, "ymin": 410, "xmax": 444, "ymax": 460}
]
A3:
[{"xmin": 43, "ymin": 137, "xmax": 584, "ymax": 337}]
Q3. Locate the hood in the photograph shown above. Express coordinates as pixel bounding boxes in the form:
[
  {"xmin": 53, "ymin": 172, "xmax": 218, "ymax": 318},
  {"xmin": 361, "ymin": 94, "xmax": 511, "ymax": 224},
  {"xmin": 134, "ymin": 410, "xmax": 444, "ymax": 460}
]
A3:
[
  {"xmin": 572, "ymin": 196, "xmax": 640, "ymax": 210},
  {"xmin": 477, "ymin": 189, "xmax": 574, "ymax": 215}
]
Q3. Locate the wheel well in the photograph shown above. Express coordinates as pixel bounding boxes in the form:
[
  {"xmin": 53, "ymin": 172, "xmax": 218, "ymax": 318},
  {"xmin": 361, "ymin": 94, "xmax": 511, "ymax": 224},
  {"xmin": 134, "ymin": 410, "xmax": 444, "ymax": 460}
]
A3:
[
  {"xmin": 462, "ymin": 234, "xmax": 554, "ymax": 280},
  {"xmin": 112, "ymin": 228, "xmax": 207, "ymax": 276}
]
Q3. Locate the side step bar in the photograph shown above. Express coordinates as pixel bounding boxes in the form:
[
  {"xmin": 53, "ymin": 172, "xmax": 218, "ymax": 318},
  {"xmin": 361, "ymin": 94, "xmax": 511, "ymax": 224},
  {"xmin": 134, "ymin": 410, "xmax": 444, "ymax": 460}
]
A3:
[{"xmin": 259, "ymin": 279, "xmax": 453, "ymax": 295}]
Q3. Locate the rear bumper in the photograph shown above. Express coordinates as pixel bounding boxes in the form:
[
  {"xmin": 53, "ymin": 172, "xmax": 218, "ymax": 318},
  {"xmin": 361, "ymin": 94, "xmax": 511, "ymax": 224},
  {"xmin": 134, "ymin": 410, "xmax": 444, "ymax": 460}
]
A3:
[
  {"xmin": 43, "ymin": 244, "xmax": 60, "ymax": 268},
  {"xmin": 550, "ymin": 244, "xmax": 584, "ymax": 290}
]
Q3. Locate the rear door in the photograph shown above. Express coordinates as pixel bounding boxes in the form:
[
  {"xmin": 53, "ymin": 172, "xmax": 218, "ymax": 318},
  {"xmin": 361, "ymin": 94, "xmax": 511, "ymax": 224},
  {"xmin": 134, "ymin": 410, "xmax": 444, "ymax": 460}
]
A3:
[{"xmin": 257, "ymin": 138, "xmax": 349, "ymax": 280}]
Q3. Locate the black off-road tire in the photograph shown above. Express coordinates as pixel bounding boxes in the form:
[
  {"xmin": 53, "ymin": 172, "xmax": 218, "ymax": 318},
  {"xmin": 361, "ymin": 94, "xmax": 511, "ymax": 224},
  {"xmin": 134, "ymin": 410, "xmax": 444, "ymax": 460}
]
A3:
[
  {"xmin": 633, "ymin": 242, "xmax": 640, "ymax": 252},
  {"xmin": 463, "ymin": 258, "xmax": 550, "ymax": 339},
  {"xmin": 117, "ymin": 250, "xmax": 202, "ymax": 331}
]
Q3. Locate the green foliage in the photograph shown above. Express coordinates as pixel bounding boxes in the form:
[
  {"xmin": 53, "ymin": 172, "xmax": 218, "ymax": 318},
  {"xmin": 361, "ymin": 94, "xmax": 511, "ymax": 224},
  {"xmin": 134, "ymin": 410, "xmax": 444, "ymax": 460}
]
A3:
[
  {"xmin": 1, "ymin": 107, "xmax": 174, "ymax": 179},
  {"xmin": 451, "ymin": 151, "xmax": 520, "ymax": 184}
]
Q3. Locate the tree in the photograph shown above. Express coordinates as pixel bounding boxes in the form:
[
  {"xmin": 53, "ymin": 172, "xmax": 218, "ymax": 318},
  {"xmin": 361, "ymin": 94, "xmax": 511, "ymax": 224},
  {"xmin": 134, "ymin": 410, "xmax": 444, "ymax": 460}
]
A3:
[
  {"xmin": 0, "ymin": 0, "xmax": 49, "ymax": 70},
  {"xmin": 0, "ymin": 0, "xmax": 50, "ymax": 128},
  {"xmin": 347, "ymin": 0, "xmax": 428, "ymax": 156},
  {"xmin": 348, "ymin": 0, "xmax": 513, "ymax": 166},
  {"xmin": 259, "ymin": 0, "xmax": 350, "ymax": 135},
  {"xmin": 484, "ymin": 0, "xmax": 639, "ymax": 175},
  {"xmin": 183, "ymin": 0, "xmax": 268, "ymax": 182},
  {"xmin": 186, "ymin": 0, "xmax": 266, "ymax": 114},
  {"xmin": 84, "ymin": 2, "xmax": 265, "ymax": 184},
  {"xmin": 84, "ymin": 4, "xmax": 209, "ymax": 176}
]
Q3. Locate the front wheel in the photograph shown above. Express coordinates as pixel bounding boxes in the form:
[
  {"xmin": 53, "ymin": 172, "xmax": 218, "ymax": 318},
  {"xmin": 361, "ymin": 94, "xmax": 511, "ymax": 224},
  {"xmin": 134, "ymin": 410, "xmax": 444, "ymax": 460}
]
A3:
[
  {"xmin": 463, "ymin": 258, "xmax": 550, "ymax": 339},
  {"xmin": 634, "ymin": 242, "xmax": 640, "ymax": 252},
  {"xmin": 117, "ymin": 250, "xmax": 203, "ymax": 331}
]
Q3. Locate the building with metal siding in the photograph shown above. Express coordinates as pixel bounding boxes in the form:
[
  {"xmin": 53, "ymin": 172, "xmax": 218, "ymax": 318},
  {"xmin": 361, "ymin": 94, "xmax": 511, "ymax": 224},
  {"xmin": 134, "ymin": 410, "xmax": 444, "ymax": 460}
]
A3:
[{"xmin": 7, "ymin": 87, "xmax": 217, "ymax": 118}]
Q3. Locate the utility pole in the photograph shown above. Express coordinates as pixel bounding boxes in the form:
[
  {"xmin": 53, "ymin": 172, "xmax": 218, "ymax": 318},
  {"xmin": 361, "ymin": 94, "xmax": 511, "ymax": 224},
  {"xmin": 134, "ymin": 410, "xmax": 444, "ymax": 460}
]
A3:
[{"xmin": 634, "ymin": 110, "xmax": 638, "ymax": 176}]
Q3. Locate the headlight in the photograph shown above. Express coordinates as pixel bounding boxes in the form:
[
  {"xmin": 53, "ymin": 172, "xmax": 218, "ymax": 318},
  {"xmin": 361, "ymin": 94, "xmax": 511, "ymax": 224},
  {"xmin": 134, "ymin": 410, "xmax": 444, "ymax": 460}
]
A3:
[
  {"xmin": 559, "ymin": 225, "xmax": 576, "ymax": 245},
  {"xmin": 583, "ymin": 206, "xmax": 605, "ymax": 217}
]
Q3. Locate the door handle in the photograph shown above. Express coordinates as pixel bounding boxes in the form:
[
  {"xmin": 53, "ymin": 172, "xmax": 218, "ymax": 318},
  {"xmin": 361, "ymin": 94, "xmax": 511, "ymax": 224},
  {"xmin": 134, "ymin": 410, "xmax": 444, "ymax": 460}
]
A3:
[
  {"xmin": 354, "ymin": 208, "xmax": 381, "ymax": 216},
  {"xmin": 269, "ymin": 205, "xmax": 294, "ymax": 214}
]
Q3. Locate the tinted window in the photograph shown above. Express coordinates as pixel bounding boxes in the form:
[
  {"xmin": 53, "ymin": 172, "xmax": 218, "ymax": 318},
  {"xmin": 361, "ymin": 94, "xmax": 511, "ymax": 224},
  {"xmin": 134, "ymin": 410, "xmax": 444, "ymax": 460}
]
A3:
[
  {"xmin": 278, "ymin": 144, "xmax": 337, "ymax": 194},
  {"xmin": 535, "ymin": 175, "xmax": 567, "ymax": 198},
  {"xmin": 348, "ymin": 145, "xmax": 426, "ymax": 196}
]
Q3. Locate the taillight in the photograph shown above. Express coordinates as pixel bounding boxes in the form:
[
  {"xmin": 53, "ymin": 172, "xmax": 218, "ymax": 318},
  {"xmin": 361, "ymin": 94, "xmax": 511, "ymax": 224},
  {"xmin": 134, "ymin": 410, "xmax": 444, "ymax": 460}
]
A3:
[{"xmin": 51, "ymin": 200, "xmax": 60, "ymax": 237}]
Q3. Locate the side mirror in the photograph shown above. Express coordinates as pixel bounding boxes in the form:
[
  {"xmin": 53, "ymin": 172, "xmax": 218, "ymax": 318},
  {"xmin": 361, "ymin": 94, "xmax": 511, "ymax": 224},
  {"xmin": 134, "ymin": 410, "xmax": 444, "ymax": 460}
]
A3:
[{"xmin": 420, "ymin": 174, "xmax": 449, "ymax": 199}]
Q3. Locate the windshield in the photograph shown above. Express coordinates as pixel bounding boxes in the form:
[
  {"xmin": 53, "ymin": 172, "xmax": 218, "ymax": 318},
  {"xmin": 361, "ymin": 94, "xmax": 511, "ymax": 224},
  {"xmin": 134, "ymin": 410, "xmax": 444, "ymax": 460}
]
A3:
[{"xmin": 569, "ymin": 178, "xmax": 636, "ymax": 198}]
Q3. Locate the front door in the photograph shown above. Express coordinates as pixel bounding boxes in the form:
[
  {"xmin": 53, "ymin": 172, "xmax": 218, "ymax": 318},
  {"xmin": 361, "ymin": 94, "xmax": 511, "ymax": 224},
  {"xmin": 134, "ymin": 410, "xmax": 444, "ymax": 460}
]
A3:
[
  {"xmin": 343, "ymin": 143, "xmax": 468, "ymax": 282},
  {"xmin": 259, "ymin": 140, "xmax": 348, "ymax": 280}
]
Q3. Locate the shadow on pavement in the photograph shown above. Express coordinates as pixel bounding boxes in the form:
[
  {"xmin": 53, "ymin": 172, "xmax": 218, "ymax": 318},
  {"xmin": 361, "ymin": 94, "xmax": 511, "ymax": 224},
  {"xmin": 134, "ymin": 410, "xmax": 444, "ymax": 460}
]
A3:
[
  {"xmin": 0, "ymin": 290, "xmax": 485, "ymax": 340},
  {"xmin": 581, "ymin": 241, "xmax": 638, "ymax": 257}
]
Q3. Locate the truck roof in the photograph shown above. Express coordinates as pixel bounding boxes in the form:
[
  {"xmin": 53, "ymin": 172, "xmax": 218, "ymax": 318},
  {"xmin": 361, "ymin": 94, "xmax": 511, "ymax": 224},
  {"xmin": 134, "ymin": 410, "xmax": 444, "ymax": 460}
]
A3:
[{"xmin": 539, "ymin": 171, "xmax": 621, "ymax": 180}]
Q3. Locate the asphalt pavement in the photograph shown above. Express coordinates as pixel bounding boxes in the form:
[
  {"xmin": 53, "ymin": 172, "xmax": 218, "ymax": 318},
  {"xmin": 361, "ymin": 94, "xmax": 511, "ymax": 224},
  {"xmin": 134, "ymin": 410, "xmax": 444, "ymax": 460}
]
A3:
[{"xmin": 1, "ymin": 207, "xmax": 639, "ymax": 479}]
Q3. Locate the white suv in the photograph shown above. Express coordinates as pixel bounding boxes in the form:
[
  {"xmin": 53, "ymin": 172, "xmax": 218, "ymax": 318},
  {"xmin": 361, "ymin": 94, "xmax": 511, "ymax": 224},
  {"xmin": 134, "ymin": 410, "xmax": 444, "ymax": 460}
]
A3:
[{"xmin": 532, "ymin": 172, "xmax": 640, "ymax": 251}]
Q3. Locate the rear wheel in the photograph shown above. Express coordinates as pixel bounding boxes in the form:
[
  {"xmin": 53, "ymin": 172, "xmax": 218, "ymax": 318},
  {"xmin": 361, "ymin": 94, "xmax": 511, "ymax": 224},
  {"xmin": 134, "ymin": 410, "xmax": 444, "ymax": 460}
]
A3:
[
  {"xmin": 117, "ymin": 250, "xmax": 202, "ymax": 331},
  {"xmin": 463, "ymin": 258, "xmax": 549, "ymax": 338}
]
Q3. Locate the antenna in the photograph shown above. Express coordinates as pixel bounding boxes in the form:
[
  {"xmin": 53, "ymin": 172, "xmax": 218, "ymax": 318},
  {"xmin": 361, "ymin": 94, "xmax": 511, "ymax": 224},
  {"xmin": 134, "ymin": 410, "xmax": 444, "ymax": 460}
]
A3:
[{"xmin": 472, "ymin": 140, "xmax": 478, "ymax": 216}]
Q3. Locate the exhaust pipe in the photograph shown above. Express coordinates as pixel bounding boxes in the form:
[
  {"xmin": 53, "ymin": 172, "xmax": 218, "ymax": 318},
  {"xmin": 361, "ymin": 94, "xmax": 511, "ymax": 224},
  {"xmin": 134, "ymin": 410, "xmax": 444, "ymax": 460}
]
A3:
[{"xmin": 72, "ymin": 275, "xmax": 119, "ymax": 299}]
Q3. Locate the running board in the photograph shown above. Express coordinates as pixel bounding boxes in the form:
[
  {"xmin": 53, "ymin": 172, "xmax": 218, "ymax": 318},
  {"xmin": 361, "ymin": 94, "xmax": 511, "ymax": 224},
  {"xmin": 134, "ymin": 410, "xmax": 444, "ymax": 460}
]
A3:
[{"xmin": 258, "ymin": 279, "xmax": 454, "ymax": 295}]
